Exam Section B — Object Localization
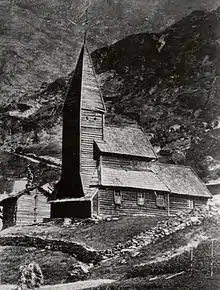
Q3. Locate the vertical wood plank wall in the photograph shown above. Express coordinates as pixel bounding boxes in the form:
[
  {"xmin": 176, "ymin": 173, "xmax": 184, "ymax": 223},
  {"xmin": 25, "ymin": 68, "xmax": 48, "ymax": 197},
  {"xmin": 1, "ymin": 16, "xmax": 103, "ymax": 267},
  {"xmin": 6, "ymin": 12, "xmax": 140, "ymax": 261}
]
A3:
[
  {"xmin": 92, "ymin": 191, "xmax": 99, "ymax": 216},
  {"xmin": 80, "ymin": 110, "xmax": 103, "ymax": 194},
  {"xmin": 169, "ymin": 194, "xmax": 207, "ymax": 215},
  {"xmin": 93, "ymin": 189, "xmax": 208, "ymax": 217},
  {"xmin": 101, "ymin": 156, "xmax": 151, "ymax": 170},
  {"xmin": 16, "ymin": 192, "xmax": 50, "ymax": 226},
  {"xmin": 96, "ymin": 189, "xmax": 168, "ymax": 216}
]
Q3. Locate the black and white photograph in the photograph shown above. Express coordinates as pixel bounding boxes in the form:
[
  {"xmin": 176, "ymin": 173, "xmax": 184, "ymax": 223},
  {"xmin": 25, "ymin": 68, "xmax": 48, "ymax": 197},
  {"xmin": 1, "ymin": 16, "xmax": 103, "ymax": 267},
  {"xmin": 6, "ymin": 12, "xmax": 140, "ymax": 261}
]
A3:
[{"xmin": 1, "ymin": 0, "xmax": 220, "ymax": 289}]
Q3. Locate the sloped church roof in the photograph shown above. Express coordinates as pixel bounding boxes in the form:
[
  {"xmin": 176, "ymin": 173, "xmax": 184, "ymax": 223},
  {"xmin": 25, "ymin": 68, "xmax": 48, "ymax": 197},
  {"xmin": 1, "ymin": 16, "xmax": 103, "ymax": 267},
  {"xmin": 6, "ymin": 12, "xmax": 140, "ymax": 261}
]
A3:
[{"xmin": 95, "ymin": 126, "xmax": 157, "ymax": 159}]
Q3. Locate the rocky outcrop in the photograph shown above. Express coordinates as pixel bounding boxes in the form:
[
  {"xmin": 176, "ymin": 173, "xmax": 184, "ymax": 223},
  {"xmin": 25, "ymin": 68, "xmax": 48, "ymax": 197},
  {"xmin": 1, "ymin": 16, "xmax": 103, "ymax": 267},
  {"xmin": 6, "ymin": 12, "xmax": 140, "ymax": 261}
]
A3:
[
  {"xmin": 2, "ymin": 6, "xmax": 220, "ymax": 179},
  {"xmin": 102, "ymin": 206, "xmax": 220, "ymax": 259},
  {"xmin": 92, "ymin": 7, "xmax": 220, "ymax": 178},
  {"xmin": 1, "ymin": 0, "xmax": 219, "ymax": 103}
]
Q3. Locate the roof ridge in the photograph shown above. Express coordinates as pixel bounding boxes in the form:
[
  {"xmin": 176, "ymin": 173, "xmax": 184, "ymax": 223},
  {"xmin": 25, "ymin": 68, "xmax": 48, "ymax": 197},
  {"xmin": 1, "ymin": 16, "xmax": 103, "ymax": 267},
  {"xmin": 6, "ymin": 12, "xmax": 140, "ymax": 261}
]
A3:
[
  {"xmin": 101, "ymin": 165, "xmax": 153, "ymax": 173},
  {"xmin": 140, "ymin": 126, "xmax": 157, "ymax": 159},
  {"xmin": 189, "ymin": 166, "xmax": 212, "ymax": 197},
  {"xmin": 149, "ymin": 167, "xmax": 171, "ymax": 193},
  {"xmin": 105, "ymin": 124, "xmax": 140, "ymax": 129},
  {"xmin": 150, "ymin": 162, "xmax": 212, "ymax": 198},
  {"xmin": 152, "ymin": 162, "xmax": 193, "ymax": 170}
]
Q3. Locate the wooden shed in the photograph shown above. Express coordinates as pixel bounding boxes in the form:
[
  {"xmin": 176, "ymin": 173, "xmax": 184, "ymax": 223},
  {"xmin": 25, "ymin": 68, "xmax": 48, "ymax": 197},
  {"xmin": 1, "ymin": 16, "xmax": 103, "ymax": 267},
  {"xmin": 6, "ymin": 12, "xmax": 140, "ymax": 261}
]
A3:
[
  {"xmin": 50, "ymin": 41, "xmax": 212, "ymax": 218},
  {"xmin": 0, "ymin": 189, "xmax": 50, "ymax": 230},
  {"xmin": 0, "ymin": 151, "xmax": 60, "ymax": 230}
]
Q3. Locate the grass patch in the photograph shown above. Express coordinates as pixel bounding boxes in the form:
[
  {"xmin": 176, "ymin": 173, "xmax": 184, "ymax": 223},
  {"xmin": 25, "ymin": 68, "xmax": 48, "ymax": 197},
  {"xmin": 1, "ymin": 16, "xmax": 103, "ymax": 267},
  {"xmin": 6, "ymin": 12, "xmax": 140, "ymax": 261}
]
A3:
[
  {"xmin": 0, "ymin": 246, "xmax": 77, "ymax": 285},
  {"xmin": 3, "ymin": 216, "xmax": 165, "ymax": 251}
]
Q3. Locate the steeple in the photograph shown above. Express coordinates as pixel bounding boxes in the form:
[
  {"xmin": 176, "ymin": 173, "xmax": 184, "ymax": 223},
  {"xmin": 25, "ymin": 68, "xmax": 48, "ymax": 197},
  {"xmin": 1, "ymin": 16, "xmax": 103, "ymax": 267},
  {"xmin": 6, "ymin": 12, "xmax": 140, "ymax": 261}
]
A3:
[
  {"xmin": 52, "ymin": 38, "xmax": 105, "ymax": 201},
  {"xmin": 54, "ymin": 45, "xmax": 85, "ymax": 199}
]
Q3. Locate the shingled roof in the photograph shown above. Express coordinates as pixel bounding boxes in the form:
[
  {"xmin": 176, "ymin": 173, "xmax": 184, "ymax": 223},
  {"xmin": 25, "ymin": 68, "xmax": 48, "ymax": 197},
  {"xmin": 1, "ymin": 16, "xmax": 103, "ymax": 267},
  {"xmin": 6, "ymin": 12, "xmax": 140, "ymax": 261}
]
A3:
[
  {"xmin": 81, "ymin": 46, "xmax": 106, "ymax": 113},
  {"xmin": 149, "ymin": 163, "xmax": 212, "ymax": 198},
  {"xmin": 95, "ymin": 126, "xmax": 157, "ymax": 159},
  {"xmin": 99, "ymin": 166, "xmax": 169, "ymax": 192}
]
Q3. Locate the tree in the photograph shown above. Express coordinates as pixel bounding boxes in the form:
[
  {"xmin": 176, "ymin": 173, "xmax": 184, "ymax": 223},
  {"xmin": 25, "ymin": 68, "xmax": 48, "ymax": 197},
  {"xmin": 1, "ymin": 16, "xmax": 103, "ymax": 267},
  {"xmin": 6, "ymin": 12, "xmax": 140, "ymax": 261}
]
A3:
[{"xmin": 17, "ymin": 262, "xmax": 44, "ymax": 289}]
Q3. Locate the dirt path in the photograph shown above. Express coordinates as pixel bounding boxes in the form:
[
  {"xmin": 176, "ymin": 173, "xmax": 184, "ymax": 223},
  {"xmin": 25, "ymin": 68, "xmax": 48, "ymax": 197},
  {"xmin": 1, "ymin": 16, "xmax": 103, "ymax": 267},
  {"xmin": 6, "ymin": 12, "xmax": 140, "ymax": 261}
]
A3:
[{"xmin": 0, "ymin": 279, "xmax": 115, "ymax": 290}]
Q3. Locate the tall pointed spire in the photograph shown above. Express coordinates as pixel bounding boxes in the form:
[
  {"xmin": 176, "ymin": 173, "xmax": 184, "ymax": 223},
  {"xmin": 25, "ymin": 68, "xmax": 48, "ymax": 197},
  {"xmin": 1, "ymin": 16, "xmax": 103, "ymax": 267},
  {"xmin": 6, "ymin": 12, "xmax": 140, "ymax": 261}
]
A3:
[
  {"xmin": 53, "ymin": 46, "xmax": 85, "ymax": 199},
  {"xmin": 83, "ymin": 7, "xmax": 88, "ymax": 46},
  {"xmin": 52, "ymin": 7, "xmax": 105, "ymax": 202}
]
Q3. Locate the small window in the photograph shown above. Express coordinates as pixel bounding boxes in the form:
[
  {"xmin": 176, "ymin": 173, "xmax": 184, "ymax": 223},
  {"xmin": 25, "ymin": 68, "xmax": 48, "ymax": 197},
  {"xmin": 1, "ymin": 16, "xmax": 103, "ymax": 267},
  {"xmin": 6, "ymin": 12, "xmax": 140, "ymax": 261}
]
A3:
[
  {"xmin": 137, "ymin": 192, "xmax": 145, "ymax": 206},
  {"xmin": 188, "ymin": 198, "xmax": 194, "ymax": 210},
  {"xmin": 114, "ymin": 190, "xmax": 122, "ymax": 205},
  {"xmin": 156, "ymin": 193, "xmax": 165, "ymax": 208}
]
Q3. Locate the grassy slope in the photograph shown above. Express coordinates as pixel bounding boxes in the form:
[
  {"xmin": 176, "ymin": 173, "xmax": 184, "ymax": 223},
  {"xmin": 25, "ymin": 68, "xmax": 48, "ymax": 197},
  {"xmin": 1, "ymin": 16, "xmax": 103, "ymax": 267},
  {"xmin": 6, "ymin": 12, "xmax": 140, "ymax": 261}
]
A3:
[
  {"xmin": 99, "ymin": 273, "xmax": 220, "ymax": 290},
  {"xmin": 0, "ymin": 216, "xmax": 163, "ymax": 251},
  {"xmin": 1, "ymin": 216, "xmax": 220, "ymax": 287},
  {"xmin": 0, "ymin": 246, "xmax": 78, "ymax": 285},
  {"xmin": 0, "ymin": 216, "xmax": 164, "ymax": 285}
]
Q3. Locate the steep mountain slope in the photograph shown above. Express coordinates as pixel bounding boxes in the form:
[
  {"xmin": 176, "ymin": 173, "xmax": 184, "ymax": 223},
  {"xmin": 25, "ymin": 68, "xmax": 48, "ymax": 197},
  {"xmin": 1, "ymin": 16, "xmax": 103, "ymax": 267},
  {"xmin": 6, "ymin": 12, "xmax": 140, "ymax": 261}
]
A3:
[
  {"xmin": 1, "ymin": 0, "xmax": 220, "ymax": 103},
  {"xmin": 1, "ymin": 5, "xmax": 220, "ymax": 180},
  {"xmin": 92, "ymin": 7, "xmax": 220, "ymax": 179}
]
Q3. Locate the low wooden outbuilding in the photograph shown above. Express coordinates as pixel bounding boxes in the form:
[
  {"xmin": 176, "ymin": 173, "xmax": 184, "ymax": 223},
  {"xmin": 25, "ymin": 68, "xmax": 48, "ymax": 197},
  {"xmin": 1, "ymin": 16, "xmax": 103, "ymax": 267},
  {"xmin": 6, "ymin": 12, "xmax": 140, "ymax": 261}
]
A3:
[
  {"xmin": 0, "ymin": 187, "xmax": 50, "ymax": 230},
  {"xmin": 0, "ymin": 151, "xmax": 59, "ymax": 229}
]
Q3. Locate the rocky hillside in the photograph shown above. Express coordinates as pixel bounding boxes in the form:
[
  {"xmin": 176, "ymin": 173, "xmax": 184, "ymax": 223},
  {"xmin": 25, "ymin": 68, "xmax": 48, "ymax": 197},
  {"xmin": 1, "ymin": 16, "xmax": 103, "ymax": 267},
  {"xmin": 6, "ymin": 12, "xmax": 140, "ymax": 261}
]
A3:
[
  {"xmin": 1, "ymin": 0, "xmax": 220, "ymax": 102},
  {"xmin": 92, "ymin": 7, "xmax": 220, "ymax": 180},
  {"xmin": 0, "ymin": 77, "xmax": 67, "ymax": 159},
  {"xmin": 1, "ymin": 5, "xmax": 220, "ymax": 180}
]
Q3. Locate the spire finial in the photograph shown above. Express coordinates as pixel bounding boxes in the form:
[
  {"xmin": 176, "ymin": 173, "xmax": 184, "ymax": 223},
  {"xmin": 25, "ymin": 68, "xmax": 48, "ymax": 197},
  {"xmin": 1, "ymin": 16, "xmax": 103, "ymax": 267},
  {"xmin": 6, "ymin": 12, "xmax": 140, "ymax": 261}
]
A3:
[{"xmin": 83, "ymin": 7, "xmax": 88, "ymax": 45}]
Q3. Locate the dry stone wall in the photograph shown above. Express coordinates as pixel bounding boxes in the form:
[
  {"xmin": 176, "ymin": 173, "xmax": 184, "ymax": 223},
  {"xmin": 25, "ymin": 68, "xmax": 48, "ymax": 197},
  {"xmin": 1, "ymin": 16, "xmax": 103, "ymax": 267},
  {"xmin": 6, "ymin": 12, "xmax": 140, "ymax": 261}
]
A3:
[{"xmin": 102, "ymin": 206, "xmax": 220, "ymax": 258}]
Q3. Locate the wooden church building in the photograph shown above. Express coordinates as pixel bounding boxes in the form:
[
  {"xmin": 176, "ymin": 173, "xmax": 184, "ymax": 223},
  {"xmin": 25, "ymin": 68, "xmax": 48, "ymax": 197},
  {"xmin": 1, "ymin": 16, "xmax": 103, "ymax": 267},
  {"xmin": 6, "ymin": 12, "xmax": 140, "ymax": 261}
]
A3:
[{"xmin": 50, "ymin": 44, "xmax": 212, "ymax": 218}]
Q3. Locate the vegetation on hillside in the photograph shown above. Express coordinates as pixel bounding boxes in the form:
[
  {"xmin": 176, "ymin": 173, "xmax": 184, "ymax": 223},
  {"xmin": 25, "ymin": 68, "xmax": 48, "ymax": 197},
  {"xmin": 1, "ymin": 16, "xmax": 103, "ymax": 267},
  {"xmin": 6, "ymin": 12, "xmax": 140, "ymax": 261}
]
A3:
[
  {"xmin": 1, "ymin": 206, "xmax": 220, "ymax": 287},
  {"xmin": 92, "ymin": 7, "xmax": 220, "ymax": 179},
  {"xmin": 1, "ymin": 7, "xmax": 220, "ymax": 180}
]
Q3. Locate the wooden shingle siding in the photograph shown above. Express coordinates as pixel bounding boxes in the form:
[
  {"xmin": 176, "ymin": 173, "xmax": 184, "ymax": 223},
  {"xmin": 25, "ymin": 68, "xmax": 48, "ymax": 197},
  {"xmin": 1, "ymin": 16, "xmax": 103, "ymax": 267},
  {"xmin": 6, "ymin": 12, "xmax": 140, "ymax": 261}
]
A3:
[
  {"xmin": 100, "ymin": 167, "xmax": 169, "ymax": 192},
  {"xmin": 98, "ymin": 189, "xmax": 167, "ymax": 216},
  {"xmin": 149, "ymin": 163, "xmax": 212, "ymax": 198},
  {"xmin": 81, "ymin": 48, "xmax": 105, "ymax": 112},
  {"xmin": 102, "ymin": 156, "xmax": 131, "ymax": 168},
  {"xmin": 95, "ymin": 126, "xmax": 156, "ymax": 159}
]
